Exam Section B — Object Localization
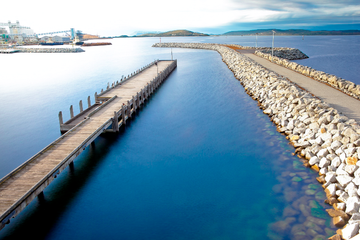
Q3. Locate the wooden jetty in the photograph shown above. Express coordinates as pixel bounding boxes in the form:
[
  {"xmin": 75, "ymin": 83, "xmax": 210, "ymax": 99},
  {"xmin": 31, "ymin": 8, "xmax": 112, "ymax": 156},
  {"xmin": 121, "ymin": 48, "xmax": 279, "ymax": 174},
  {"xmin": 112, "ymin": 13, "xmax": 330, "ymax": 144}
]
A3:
[{"xmin": 0, "ymin": 60, "xmax": 177, "ymax": 230}]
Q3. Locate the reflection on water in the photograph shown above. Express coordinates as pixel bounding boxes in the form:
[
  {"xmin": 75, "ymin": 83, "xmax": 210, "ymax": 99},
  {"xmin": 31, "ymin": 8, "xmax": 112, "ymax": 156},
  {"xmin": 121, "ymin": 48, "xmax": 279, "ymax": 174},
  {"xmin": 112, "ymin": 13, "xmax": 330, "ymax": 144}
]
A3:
[{"xmin": 0, "ymin": 36, "xmax": 356, "ymax": 239}]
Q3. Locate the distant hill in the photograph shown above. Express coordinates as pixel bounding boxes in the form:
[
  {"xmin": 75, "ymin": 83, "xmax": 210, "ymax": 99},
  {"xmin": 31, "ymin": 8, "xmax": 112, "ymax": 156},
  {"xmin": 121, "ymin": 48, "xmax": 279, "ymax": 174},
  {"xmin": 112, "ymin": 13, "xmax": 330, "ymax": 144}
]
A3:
[
  {"xmin": 223, "ymin": 29, "xmax": 360, "ymax": 36},
  {"xmin": 81, "ymin": 33, "xmax": 101, "ymax": 39},
  {"xmin": 138, "ymin": 30, "xmax": 209, "ymax": 37}
]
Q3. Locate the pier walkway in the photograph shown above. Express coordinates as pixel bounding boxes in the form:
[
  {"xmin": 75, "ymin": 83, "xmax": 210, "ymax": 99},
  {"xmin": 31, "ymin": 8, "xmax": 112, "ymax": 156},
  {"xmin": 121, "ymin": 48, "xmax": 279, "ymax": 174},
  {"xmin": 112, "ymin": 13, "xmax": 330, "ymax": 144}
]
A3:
[
  {"xmin": 239, "ymin": 51, "xmax": 360, "ymax": 123},
  {"xmin": 0, "ymin": 60, "xmax": 177, "ymax": 230}
]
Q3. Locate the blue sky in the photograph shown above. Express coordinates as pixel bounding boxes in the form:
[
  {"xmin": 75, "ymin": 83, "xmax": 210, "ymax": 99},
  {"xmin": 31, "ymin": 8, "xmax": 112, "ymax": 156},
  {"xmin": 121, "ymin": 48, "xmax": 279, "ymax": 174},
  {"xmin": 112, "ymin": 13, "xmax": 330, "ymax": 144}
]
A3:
[{"xmin": 2, "ymin": 0, "xmax": 359, "ymax": 35}]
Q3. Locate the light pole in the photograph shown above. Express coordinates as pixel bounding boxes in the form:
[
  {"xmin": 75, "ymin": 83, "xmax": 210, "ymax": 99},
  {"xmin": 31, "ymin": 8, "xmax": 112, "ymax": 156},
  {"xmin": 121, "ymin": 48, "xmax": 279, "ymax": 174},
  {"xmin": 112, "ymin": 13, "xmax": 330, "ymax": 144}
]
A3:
[{"xmin": 272, "ymin": 30, "xmax": 275, "ymax": 62}]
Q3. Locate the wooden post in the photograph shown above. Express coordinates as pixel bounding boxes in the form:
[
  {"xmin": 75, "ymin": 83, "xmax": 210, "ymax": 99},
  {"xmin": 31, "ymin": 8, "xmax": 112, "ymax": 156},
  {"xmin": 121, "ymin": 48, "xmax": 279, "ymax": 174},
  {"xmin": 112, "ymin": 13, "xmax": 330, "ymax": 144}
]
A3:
[
  {"xmin": 70, "ymin": 105, "xmax": 74, "ymax": 118},
  {"xmin": 58, "ymin": 111, "xmax": 63, "ymax": 125},
  {"xmin": 136, "ymin": 92, "xmax": 140, "ymax": 108},
  {"xmin": 127, "ymin": 101, "xmax": 131, "ymax": 117},
  {"xmin": 141, "ymin": 89, "xmax": 145, "ymax": 104},
  {"xmin": 107, "ymin": 82, "xmax": 110, "ymax": 90},
  {"xmin": 79, "ymin": 100, "xmax": 83, "ymax": 113},
  {"xmin": 122, "ymin": 105, "xmax": 126, "ymax": 124},
  {"xmin": 95, "ymin": 92, "xmax": 98, "ymax": 103},
  {"xmin": 112, "ymin": 111, "xmax": 119, "ymax": 132},
  {"xmin": 132, "ymin": 96, "xmax": 136, "ymax": 112},
  {"xmin": 88, "ymin": 96, "xmax": 91, "ymax": 108}
]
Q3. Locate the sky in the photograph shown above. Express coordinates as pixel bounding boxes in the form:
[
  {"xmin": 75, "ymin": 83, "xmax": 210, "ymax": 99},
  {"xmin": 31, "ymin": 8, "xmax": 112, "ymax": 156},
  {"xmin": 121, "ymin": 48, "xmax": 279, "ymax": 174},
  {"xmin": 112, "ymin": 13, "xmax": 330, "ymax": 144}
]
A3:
[{"xmin": 1, "ymin": 0, "xmax": 360, "ymax": 36}]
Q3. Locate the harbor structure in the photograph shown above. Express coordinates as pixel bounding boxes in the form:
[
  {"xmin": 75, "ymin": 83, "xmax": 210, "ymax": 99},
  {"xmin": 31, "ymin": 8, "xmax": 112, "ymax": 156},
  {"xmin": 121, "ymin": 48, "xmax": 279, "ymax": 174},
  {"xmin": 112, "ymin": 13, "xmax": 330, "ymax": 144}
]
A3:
[{"xmin": 0, "ymin": 60, "xmax": 177, "ymax": 231}]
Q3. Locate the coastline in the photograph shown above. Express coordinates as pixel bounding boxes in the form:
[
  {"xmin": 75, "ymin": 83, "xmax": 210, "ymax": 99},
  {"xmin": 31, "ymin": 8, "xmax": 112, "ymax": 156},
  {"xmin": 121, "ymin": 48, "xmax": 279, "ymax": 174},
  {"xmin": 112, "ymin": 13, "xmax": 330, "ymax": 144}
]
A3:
[{"xmin": 154, "ymin": 42, "xmax": 360, "ymax": 240}]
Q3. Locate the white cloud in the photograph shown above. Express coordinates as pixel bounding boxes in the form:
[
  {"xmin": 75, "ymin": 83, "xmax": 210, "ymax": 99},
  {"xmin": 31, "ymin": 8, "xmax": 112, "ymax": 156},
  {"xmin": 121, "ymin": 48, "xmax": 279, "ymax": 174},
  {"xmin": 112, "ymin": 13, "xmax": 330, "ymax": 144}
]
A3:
[{"xmin": 1, "ymin": 0, "xmax": 359, "ymax": 35}]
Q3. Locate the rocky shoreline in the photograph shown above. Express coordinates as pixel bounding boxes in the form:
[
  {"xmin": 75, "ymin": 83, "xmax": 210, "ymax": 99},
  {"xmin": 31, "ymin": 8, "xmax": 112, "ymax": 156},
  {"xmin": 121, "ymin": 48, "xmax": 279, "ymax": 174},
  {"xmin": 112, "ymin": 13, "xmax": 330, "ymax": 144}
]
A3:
[
  {"xmin": 254, "ymin": 51, "xmax": 360, "ymax": 100},
  {"xmin": 154, "ymin": 42, "xmax": 360, "ymax": 240},
  {"xmin": 13, "ymin": 48, "xmax": 84, "ymax": 53}
]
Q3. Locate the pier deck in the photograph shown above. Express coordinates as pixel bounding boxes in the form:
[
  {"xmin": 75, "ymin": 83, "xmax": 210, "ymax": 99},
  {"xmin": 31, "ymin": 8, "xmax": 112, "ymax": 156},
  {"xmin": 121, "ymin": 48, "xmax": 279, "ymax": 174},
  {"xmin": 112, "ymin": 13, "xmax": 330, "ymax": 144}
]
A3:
[{"xmin": 0, "ymin": 60, "xmax": 177, "ymax": 230}]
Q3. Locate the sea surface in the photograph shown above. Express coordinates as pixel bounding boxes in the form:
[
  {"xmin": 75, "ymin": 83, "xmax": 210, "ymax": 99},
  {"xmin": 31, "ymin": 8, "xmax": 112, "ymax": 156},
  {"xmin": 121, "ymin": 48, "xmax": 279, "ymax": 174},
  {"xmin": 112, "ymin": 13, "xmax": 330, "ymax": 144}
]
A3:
[{"xmin": 0, "ymin": 36, "xmax": 359, "ymax": 239}]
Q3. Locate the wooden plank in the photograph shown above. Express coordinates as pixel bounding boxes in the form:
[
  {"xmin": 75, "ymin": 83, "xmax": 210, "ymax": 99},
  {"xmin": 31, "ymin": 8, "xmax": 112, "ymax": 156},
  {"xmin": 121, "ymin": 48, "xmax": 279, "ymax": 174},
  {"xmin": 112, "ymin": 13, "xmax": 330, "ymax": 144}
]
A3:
[{"xmin": 0, "ymin": 60, "xmax": 176, "ymax": 228}]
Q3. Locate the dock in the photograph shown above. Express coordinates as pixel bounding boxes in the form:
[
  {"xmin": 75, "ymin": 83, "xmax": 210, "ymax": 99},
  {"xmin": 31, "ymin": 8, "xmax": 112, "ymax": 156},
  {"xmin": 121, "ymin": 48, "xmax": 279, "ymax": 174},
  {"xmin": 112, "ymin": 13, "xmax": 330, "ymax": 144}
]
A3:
[{"xmin": 0, "ymin": 59, "xmax": 177, "ymax": 230}]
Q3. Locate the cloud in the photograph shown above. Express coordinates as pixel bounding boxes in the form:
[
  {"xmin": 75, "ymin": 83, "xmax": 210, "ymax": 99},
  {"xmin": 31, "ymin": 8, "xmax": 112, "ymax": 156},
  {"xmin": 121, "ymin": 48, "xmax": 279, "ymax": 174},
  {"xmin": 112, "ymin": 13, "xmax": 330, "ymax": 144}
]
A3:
[
  {"xmin": 1, "ymin": 0, "xmax": 359, "ymax": 35},
  {"xmin": 228, "ymin": 0, "xmax": 360, "ymax": 27}
]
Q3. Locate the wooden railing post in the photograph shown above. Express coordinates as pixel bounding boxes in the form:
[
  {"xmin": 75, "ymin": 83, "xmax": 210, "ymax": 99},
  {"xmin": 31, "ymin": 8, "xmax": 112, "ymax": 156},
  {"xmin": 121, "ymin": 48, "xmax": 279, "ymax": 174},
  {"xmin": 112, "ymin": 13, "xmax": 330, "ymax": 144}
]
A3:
[
  {"xmin": 87, "ymin": 96, "xmax": 91, "ymax": 108},
  {"xmin": 79, "ymin": 100, "xmax": 83, "ymax": 113},
  {"xmin": 132, "ymin": 96, "xmax": 136, "ymax": 112},
  {"xmin": 58, "ymin": 111, "xmax": 63, "ymax": 125},
  {"xmin": 112, "ymin": 111, "xmax": 119, "ymax": 132},
  {"xmin": 127, "ymin": 101, "xmax": 131, "ymax": 117},
  {"xmin": 122, "ymin": 105, "xmax": 126, "ymax": 124},
  {"xmin": 70, "ymin": 105, "xmax": 74, "ymax": 118}
]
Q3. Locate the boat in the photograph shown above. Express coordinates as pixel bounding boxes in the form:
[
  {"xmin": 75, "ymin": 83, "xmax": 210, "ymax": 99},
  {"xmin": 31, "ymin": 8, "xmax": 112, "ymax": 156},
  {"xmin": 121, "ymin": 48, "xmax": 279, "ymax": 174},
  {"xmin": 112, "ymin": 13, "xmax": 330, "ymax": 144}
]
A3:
[
  {"xmin": 81, "ymin": 42, "xmax": 112, "ymax": 47},
  {"xmin": 40, "ymin": 42, "xmax": 64, "ymax": 46}
]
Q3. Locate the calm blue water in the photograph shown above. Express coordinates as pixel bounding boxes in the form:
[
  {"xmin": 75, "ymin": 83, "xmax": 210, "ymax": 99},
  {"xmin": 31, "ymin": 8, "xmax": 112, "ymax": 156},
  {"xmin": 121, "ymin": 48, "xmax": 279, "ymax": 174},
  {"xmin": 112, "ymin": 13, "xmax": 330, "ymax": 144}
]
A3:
[{"xmin": 0, "ymin": 36, "xmax": 358, "ymax": 239}]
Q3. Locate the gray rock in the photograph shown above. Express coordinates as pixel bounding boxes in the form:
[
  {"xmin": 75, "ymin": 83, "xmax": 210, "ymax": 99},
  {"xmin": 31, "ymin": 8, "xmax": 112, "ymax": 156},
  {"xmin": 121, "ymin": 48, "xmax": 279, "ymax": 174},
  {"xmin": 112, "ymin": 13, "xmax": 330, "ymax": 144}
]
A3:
[
  {"xmin": 319, "ymin": 158, "xmax": 330, "ymax": 168},
  {"xmin": 346, "ymin": 201, "xmax": 360, "ymax": 215},
  {"xmin": 326, "ymin": 184, "xmax": 337, "ymax": 197},
  {"xmin": 325, "ymin": 172, "xmax": 337, "ymax": 183},
  {"xmin": 349, "ymin": 213, "xmax": 360, "ymax": 224},
  {"xmin": 342, "ymin": 223, "xmax": 359, "ymax": 239},
  {"xmin": 337, "ymin": 174, "xmax": 354, "ymax": 187},
  {"xmin": 309, "ymin": 156, "xmax": 320, "ymax": 165},
  {"xmin": 345, "ymin": 165, "xmax": 359, "ymax": 175},
  {"xmin": 317, "ymin": 148, "xmax": 329, "ymax": 159},
  {"xmin": 339, "ymin": 191, "xmax": 350, "ymax": 202},
  {"xmin": 343, "ymin": 127, "xmax": 357, "ymax": 138},
  {"xmin": 331, "ymin": 140, "xmax": 343, "ymax": 150},
  {"xmin": 331, "ymin": 157, "xmax": 341, "ymax": 168}
]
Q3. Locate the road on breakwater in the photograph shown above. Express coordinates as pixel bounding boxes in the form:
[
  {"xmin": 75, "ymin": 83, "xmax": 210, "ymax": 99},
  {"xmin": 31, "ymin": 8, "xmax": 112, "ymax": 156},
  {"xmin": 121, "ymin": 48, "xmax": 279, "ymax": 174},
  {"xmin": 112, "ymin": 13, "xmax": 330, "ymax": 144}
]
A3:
[{"xmin": 241, "ymin": 52, "xmax": 360, "ymax": 123}]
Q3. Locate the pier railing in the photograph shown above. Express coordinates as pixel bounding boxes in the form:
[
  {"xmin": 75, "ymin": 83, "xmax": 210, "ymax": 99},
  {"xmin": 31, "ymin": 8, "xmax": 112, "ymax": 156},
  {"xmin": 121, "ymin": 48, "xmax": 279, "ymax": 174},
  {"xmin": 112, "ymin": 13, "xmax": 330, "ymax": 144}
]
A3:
[{"xmin": 0, "ymin": 59, "xmax": 177, "ymax": 230}]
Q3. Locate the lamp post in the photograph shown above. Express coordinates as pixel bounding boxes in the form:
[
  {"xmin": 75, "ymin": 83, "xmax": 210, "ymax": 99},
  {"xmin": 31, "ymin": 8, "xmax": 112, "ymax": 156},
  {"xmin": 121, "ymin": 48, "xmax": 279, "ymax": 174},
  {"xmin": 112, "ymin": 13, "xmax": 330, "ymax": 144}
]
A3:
[{"xmin": 272, "ymin": 30, "xmax": 275, "ymax": 62}]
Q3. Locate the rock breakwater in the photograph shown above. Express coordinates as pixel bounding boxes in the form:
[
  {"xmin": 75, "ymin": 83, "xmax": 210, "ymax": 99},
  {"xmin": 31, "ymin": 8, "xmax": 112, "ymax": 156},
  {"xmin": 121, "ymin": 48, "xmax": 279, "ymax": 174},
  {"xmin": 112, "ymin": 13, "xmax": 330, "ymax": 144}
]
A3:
[
  {"xmin": 255, "ymin": 50, "xmax": 360, "ymax": 100},
  {"xmin": 14, "ymin": 48, "xmax": 84, "ymax": 53},
  {"xmin": 154, "ymin": 42, "xmax": 360, "ymax": 239}
]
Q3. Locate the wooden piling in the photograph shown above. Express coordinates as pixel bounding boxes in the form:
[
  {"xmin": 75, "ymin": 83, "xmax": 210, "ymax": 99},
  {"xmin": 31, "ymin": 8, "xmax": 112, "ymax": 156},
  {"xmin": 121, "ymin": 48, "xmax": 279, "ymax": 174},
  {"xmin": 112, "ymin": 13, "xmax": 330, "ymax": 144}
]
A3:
[
  {"xmin": 79, "ymin": 100, "xmax": 83, "ymax": 113},
  {"xmin": 87, "ymin": 96, "xmax": 91, "ymax": 108},
  {"xmin": 70, "ymin": 105, "xmax": 74, "ymax": 118},
  {"xmin": 132, "ymin": 96, "xmax": 136, "ymax": 112},
  {"xmin": 112, "ymin": 111, "xmax": 119, "ymax": 132},
  {"xmin": 122, "ymin": 105, "xmax": 126, "ymax": 124},
  {"xmin": 58, "ymin": 111, "xmax": 63, "ymax": 125}
]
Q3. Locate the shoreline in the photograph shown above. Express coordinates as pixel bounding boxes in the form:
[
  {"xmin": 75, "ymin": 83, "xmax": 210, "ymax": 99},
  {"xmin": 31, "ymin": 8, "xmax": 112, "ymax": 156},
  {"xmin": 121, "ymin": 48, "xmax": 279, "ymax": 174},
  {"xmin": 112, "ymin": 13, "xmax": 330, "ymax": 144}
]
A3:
[{"xmin": 154, "ymin": 42, "xmax": 360, "ymax": 240}]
